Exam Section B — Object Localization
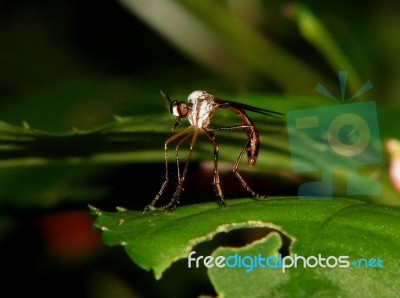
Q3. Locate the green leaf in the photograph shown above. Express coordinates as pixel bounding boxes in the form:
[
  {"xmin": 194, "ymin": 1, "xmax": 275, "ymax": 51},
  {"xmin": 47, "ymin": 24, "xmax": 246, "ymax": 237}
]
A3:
[
  {"xmin": 209, "ymin": 232, "xmax": 286, "ymax": 298},
  {"xmin": 91, "ymin": 197, "xmax": 400, "ymax": 297}
]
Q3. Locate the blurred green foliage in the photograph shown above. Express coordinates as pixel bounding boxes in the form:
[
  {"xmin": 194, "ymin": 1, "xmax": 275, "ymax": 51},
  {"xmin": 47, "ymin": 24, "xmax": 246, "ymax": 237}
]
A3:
[{"xmin": 1, "ymin": 0, "xmax": 400, "ymax": 297}]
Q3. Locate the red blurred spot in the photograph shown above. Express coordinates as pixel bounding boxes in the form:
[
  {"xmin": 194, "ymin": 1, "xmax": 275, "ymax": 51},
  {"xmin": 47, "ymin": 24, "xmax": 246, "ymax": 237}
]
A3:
[{"xmin": 37, "ymin": 210, "xmax": 103, "ymax": 259}]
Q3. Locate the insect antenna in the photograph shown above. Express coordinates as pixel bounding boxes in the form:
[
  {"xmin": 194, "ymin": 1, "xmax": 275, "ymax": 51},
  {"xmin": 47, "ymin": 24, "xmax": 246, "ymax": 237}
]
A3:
[
  {"xmin": 160, "ymin": 90, "xmax": 172, "ymax": 103},
  {"xmin": 160, "ymin": 90, "xmax": 183, "ymax": 131}
]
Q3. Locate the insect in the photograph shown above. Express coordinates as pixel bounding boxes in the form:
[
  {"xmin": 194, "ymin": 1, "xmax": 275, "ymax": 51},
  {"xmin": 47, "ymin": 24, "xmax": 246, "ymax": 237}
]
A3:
[{"xmin": 144, "ymin": 90, "xmax": 283, "ymax": 212}]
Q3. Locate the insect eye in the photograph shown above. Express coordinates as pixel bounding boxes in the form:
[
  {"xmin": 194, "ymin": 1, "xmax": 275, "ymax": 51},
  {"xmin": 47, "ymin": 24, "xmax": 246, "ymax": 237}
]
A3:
[
  {"xmin": 178, "ymin": 102, "xmax": 188, "ymax": 117},
  {"xmin": 170, "ymin": 101, "xmax": 188, "ymax": 118}
]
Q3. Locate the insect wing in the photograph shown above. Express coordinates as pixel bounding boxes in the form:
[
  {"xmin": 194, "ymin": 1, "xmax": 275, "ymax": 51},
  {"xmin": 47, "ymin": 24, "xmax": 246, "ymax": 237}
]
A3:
[{"xmin": 215, "ymin": 98, "xmax": 284, "ymax": 119}]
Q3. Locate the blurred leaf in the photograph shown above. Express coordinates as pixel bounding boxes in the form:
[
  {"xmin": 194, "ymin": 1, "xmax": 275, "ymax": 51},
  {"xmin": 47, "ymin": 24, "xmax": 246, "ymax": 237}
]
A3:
[
  {"xmin": 0, "ymin": 94, "xmax": 288, "ymax": 168},
  {"xmin": 91, "ymin": 197, "xmax": 400, "ymax": 297},
  {"xmin": 284, "ymin": 3, "xmax": 363, "ymax": 95},
  {"xmin": 0, "ymin": 166, "xmax": 110, "ymax": 208},
  {"xmin": 0, "ymin": 95, "xmax": 286, "ymax": 208},
  {"xmin": 0, "ymin": 94, "xmax": 399, "ymax": 206},
  {"xmin": 120, "ymin": 0, "xmax": 334, "ymax": 94}
]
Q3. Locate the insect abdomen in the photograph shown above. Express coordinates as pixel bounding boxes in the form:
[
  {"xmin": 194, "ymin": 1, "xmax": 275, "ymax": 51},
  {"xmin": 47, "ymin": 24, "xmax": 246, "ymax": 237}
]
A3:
[
  {"xmin": 247, "ymin": 128, "xmax": 259, "ymax": 167},
  {"xmin": 226, "ymin": 106, "xmax": 260, "ymax": 167}
]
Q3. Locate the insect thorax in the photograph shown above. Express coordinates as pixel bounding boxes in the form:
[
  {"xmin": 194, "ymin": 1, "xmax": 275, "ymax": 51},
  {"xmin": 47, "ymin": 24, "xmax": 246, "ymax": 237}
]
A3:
[{"xmin": 187, "ymin": 91, "xmax": 218, "ymax": 128}]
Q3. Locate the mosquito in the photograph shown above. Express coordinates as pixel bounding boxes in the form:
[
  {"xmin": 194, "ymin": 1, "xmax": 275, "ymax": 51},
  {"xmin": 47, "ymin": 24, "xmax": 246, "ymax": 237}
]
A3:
[{"xmin": 144, "ymin": 90, "xmax": 283, "ymax": 212}]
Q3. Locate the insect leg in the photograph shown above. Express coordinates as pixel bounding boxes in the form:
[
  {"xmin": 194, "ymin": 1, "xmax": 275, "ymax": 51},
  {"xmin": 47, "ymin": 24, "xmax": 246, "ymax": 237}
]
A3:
[
  {"xmin": 204, "ymin": 130, "xmax": 226, "ymax": 208},
  {"xmin": 162, "ymin": 128, "xmax": 199, "ymax": 212},
  {"xmin": 209, "ymin": 124, "xmax": 253, "ymax": 131},
  {"xmin": 144, "ymin": 126, "xmax": 193, "ymax": 212},
  {"xmin": 233, "ymin": 139, "xmax": 266, "ymax": 199},
  {"xmin": 174, "ymin": 131, "xmax": 194, "ymax": 181},
  {"xmin": 211, "ymin": 120, "xmax": 265, "ymax": 198}
]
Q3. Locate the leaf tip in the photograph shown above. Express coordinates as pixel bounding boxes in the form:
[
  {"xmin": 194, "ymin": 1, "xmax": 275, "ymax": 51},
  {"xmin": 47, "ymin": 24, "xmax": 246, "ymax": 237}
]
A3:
[
  {"xmin": 71, "ymin": 126, "xmax": 81, "ymax": 133},
  {"xmin": 100, "ymin": 226, "xmax": 110, "ymax": 231},
  {"xmin": 113, "ymin": 114, "xmax": 124, "ymax": 122},
  {"xmin": 116, "ymin": 206, "xmax": 127, "ymax": 212},
  {"xmin": 22, "ymin": 120, "xmax": 31, "ymax": 130},
  {"xmin": 88, "ymin": 204, "xmax": 102, "ymax": 216}
]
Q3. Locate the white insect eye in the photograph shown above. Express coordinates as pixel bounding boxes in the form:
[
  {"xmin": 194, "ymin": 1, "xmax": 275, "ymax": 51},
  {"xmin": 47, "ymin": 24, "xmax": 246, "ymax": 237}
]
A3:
[{"xmin": 170, "ymin": 100, "xmax": 179, "ymax": 117}]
